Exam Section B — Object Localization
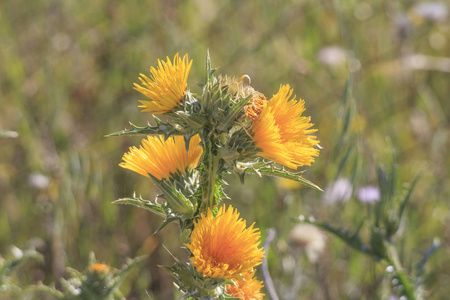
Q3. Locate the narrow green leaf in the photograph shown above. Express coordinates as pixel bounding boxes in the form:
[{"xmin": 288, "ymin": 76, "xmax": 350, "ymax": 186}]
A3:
[
  {"xmin": 302, "ymin": 217, "xmax": 373, "ymax": 256},
  {"xmin": 113, "ymin": 196, "xmax": 167, "ymax": 218},
  {"xmin": 334, "ymin": 143, "xmax": 353, "ymax": 181},
  {"xmin": 417, "ymin": 238, "xmax": 441, "ymax": 274},
  {"xmin": 205, "ymin": 49, "xmax": 216, "ymax": 83},
  {"xmin": 154, "ymin": 217, "xmax": 178, "ymax": 234},
  {"xmin": 113, "ymin": 255, "xmax": 147, "ymax": 282},
  {"xmin": 398, "ymin": 175, "xmax": 420, "ymax": 224},
  {"xmin": 241, "ymin": 163, "xmax": 322, "ymax": 191}
]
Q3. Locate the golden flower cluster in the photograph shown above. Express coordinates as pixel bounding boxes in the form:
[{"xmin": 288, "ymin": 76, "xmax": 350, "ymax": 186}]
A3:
[
  {"xmin": 118, "ymin": 52, "xmax": 321, "ymax": 298},
  {"xmin": 185, "ymin": 206, "xmax": 264, "ymax": 280}
]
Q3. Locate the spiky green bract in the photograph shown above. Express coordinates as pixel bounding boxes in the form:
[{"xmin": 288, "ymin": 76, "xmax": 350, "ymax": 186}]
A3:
[
  {"xmin": 115, "ymin": 170, "xmax": 202, "ymax": 232},
  {"xmin": 0, "ymin": 246, "xmax": 42, "ymax": 280},
  {"xmin": 162, "ymin": 260, "xmax": 232, "ymax": 299},
  {"xmin": 31, "ymin": 253, "xmax": 146, "ymax": 300},
  {"xmin": 0, "ymin": 246, "xmax": 43, "ymax": 297}
]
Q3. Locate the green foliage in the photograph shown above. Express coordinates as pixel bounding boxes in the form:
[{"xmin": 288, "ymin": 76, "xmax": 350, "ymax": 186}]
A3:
[
  {"xmin": 0, "ymin": 246, "xmax": 42, "ymax": 297},
  {"xmin": 1, "ymin": 0, "xmax": 449, "ymax": 298},
  {"xmin": 33, "ymin": 253, "xmax": 146, "ymax": 300}
]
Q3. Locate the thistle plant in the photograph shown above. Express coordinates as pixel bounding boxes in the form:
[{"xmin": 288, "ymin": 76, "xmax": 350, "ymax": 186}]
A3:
[
  {"xmin": 110, "ymin": 51, "xmax": 321, "ymax": 299},
  {"xmin": 0, "ymin": 246, "xmax": 42, "ymax": 297},
  {"xmin": 31, "ymin": 253, "xmax": 145, "ymax": 300}
]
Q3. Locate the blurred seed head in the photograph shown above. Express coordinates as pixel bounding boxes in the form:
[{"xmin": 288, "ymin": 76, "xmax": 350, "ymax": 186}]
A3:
[
  {"xmin": 51, "ymin": 33, "xmax": 72, "ymax": 52},
  {"xmin": 23, "ymin": 79, "xmax": 38, "ymax": 98},
  {"xmin": 356, "ymin": 185, "xmax": 380, "ymax": 204},
  {"xmin": 317, "ymin": 46, "xmax": 347, "ymax": 67},
  {"xmin": 289, "ymin": 224, "xmax": 326, "ymax": 263},
  {"xmin": 348, "ymin": 57, "xmax": 362, "ymax": 73},
  {"xmin": 28, "ymin": 173, "xmax": 50, "ymax": 190},
  {"xmin": 429, "ymin": 32, "xmax": 446, "ymax": 50},
  {"xmin": 354, "ymin": 2, "xmax": 373, "ymax": 21},
  {"xmin": 323, "ymin": 178, "xmax": 352, "ymax": 204}
]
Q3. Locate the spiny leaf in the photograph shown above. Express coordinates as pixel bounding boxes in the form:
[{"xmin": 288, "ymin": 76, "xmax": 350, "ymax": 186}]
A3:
[
  {"xmin": 301, "ymin": 217, "xmax": 373, "ymax": 256},
  {"xmin": 113, "ymin": 255, "xmax": 147, "ymax": 284},
  {"xmin": 105, "ymin": 121, "xmax": 183, "ymax": 137},
  {"xmin": 154, "ymin": 216, "xmax": 178, "ymax": 234},
  {"xmin": 238, "ymin": 162, "xmax": 322, "ymax": 191},
  {"xmin": 113, "ymin": 195, "xmax": 166, "ymax": 218}
]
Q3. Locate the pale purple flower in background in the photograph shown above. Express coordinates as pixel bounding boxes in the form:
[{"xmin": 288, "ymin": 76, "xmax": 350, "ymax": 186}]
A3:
[
  {"xmin": 323, "ymin": 178, "xmax": 352, "ymax": 204},
  {"xmin": 356, "ymin": 185, "xmax": 381, "ymax": 204},
  {"xmin": 394, "ymin": 14, "xmax": 413, "ymax": 41},
  {"xmin": 413, "ymin": 2, "xmax": 448, "ymax": 22}
]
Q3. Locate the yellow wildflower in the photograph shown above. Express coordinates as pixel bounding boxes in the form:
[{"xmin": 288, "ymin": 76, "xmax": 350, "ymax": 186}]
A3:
[
  {"xmin": 251, "ymin": 84, "xmax": 319, "ymax": 169},
  {"xmin": 134, "ymin": 53, "xmax": 192, "ymax": 114},
  {"xmin": 185, "ymin": 206, "xmax": 264, "ymax": 279},
  {"xmin": 120, "ymin": 135, "xmax": 202, "ymax": 181}
]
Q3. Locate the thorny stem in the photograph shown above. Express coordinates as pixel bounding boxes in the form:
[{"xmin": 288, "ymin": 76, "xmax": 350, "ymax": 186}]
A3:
[
  {"xmin": 262, "ymin": 228, "xmax": 280, "ymax": 300},
  {"xmin": 386, "ymin": 243, "xmax": 416, "ymax": 300},
  {"xmin": 201, "ymin": 137, "xmax": 220, "ymax": 211}
]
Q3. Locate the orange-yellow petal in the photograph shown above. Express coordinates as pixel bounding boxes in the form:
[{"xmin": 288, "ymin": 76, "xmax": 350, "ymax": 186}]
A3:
[
  {"xmin": 90, "ymin": 263, "xmax": 110, "ymax": 274},
  {"xmin": 185, "ymin": 206, "xmax": 265, "ymax": 279},
  {"xmin": 226, "ymin": 270, "xmax": 265, "ymax": 300},
  {"xmin": 251, "ymin": 84, "xmax": 319, "ymax": 169},
  {"xmin": 134, "ymin": 53, "xmax": 192, "ymax": 114},
  {"xmin": 120, "ymin": 135, "xmax": 202, "ymax": 180}
]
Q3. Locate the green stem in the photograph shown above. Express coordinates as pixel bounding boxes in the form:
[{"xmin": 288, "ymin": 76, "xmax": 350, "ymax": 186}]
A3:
[
  {"xmin": 385, "ymin": 243, "xmax": 416, "ymax": 300},
  {"xmin": 201, "ymin": 138, "xmax": 220, "ymax": 211}
]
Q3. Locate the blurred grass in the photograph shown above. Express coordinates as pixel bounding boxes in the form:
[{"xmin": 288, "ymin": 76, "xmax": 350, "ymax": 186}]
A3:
[{"xmin": 1, "ymin": 0, "xmax": 449, "ymax": 299}]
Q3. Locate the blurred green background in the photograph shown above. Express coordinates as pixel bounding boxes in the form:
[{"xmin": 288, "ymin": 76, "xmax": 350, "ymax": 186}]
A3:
[{"xmin": 1, "ymin": 0, "xmax": 449, "ymax": 299}]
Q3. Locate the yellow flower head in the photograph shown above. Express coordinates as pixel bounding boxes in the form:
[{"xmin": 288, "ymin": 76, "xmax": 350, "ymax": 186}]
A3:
[
  {"xmin": 90, "ymin": 263, "xmax": 110, "ymax": 274},
  {"xmin": 134, "ymin": 53, "xmax": 193, "ymax": 114},
  {"xmin": 226, "ymin": 269, "xmax": 265, "ymax": 300},
  {"xmin": 120, "ymin": 134, "xmax": 203, "ymax": 181},
  {"xmin": 251, "ymin": 84, "xmax": 319, "ymax": 169},
  {"xmin": 185, "ymin": 206, "xmax": 264, "ymax": 279}
]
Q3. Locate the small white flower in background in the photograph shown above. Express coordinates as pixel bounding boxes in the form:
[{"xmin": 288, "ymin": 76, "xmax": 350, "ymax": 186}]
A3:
[
  {"xmin": 289, "ymin": 224, "xmax": 326, "ymax": 263},
  {"xmin": 28, "ymin": 173, "xmax": 50, "ymax": 190},
  {"xmin": 317, "ymin": 46, "xmax": 347, "ymax": 67},
  {"xmin": 356, "ymin": 185, "xmax": 380, "ymax": 204},
  {"xmin": 323, "ymin": 178, "xmax": 352, "ymax": 204}
]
